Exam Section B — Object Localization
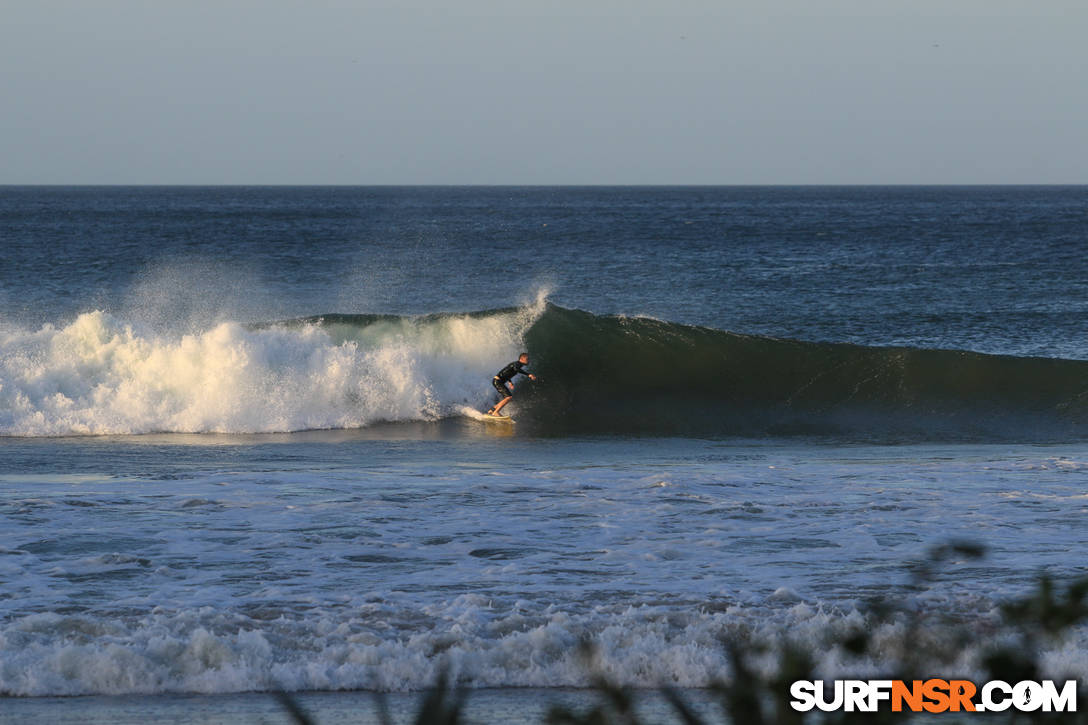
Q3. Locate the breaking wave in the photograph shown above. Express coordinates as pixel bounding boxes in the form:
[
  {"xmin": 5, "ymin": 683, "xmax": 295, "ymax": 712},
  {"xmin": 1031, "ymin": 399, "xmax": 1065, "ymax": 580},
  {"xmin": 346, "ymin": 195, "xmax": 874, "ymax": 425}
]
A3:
[
  {"xmin": 3, "ymin": 597, "xmax": 1085, "ymax": 696},
  {"xmin": 1, "ymin": 298, "xmax": 1085, "ymax": 439}
]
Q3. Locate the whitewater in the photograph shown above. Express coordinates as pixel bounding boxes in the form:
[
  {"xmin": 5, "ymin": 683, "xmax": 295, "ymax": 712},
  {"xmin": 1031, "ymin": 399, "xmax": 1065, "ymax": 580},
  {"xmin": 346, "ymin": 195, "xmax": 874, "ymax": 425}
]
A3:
[
  {"xmin": 0, "ymin": 297, "xmax": 545, "ymax": 436},
  {"xmin": 4, "ymin": 440, "xmax": 1088, "ymax": 698}
]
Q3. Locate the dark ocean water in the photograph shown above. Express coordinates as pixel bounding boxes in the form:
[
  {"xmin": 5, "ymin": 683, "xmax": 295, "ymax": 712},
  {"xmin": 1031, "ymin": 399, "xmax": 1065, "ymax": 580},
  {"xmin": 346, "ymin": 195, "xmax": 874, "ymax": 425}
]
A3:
[
  {"xmin": 1, "ymin": 187, "xmax": 1087, "ymax": 718},
  {"xmin": 3, "ymin": 185, "xmax": 1086, "ymax": 357}
]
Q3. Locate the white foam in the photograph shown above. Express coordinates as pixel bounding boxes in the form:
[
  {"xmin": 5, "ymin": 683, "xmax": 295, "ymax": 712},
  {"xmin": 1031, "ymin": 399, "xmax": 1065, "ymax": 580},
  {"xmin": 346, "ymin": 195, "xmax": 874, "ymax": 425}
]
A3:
[
  {"xmin": 2, "ymin": 600, "xmax": 1084, "ymax": 697},
  {"xmin": 0, "ymin": 294, "xmax": 546, "ymax": 436}
]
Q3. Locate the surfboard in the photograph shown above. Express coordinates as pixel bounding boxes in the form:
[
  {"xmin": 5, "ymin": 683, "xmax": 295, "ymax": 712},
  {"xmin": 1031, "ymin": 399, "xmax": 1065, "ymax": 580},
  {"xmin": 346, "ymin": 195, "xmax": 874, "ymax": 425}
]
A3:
[{"xmin": 483, "ymin": 413, "xmax": 515, "ymax": 424}]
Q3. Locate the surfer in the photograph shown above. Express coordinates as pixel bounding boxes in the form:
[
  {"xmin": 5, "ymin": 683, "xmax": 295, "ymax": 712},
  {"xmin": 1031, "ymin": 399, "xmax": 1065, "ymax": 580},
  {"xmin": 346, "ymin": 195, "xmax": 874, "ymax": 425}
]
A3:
[{"xmin": 486, "ymin": 353, "xmax": 536, "ymax": 417}]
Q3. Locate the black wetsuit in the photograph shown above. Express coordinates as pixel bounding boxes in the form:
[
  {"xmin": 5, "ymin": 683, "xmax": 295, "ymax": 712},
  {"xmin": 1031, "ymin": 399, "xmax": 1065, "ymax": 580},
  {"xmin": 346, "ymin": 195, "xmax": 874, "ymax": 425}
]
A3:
[{"xmin": 492, "ymin": 361, "xmax": 531, "ymax": 398}]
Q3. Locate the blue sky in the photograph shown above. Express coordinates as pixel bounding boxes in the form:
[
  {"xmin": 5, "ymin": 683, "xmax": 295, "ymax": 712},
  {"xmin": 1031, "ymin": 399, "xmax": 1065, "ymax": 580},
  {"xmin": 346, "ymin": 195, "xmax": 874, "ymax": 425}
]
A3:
[{"xmin": 2, "ymin": 0, "xmax": 1085, "ymax": 183}]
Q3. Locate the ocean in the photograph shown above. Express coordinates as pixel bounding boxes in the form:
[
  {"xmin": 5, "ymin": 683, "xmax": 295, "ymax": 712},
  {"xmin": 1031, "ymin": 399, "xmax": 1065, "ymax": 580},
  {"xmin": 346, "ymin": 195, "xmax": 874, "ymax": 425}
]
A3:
[{"xmin": 1, "ymin": 186, "xmax": 1086, "ymax": 723}]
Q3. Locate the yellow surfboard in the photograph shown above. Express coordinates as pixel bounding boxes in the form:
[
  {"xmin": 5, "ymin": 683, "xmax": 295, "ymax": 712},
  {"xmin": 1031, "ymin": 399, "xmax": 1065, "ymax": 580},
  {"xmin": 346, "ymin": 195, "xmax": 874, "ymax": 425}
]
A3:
[{"xmin": 483, "ymin": 413, "xmax": 515, "ymax": 424}]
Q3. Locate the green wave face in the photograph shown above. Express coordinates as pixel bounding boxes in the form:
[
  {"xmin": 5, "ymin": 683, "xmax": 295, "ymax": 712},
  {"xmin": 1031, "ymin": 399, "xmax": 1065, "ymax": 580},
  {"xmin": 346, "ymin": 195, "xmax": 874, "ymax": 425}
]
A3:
[{"xmin": 516, "ymin": 306, "xmax": 1088, "ymax": 440}]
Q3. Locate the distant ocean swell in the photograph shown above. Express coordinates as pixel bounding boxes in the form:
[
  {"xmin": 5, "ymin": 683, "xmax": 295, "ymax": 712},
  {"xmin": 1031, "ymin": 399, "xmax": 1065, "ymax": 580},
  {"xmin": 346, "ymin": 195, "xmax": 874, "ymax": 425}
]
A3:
[{"xmin": 0, "ymin": 299, "xmax": 1084, "ymax": 439}]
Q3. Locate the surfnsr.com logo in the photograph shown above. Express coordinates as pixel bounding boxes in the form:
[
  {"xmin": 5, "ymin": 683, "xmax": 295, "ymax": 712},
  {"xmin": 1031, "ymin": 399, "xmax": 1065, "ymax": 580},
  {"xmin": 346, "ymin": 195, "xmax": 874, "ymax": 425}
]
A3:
[{"xmin": 790, "ymin": 679, "xmax": 1077, "ymax": 713}]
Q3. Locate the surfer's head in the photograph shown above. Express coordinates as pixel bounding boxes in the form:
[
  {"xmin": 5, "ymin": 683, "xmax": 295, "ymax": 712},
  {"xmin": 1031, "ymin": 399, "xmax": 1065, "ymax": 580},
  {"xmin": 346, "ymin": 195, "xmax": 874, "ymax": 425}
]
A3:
[{"xmin": 518, "ymin": 352, "xmax": 529, "ymax": 363}]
